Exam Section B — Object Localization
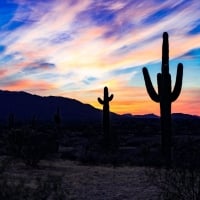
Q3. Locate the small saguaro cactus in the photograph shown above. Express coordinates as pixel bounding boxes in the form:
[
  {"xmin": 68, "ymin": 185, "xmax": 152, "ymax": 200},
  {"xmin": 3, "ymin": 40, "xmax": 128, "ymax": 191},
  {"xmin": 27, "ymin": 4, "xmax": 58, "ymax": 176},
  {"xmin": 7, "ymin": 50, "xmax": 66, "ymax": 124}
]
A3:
[
  {"xmin": 54, "ymin": 107, "xmax": 61, "ymax": 128},
  {"xmin": 8, "ymin": 113, "xmax": 15, "ymax": 129},
  {"xmin": 142, "ymin": 32, "xmax": 183, "ymax": 164},
  {"xmin": 98, "ymin": 86, "xmax": 114, "ymax": 148}
]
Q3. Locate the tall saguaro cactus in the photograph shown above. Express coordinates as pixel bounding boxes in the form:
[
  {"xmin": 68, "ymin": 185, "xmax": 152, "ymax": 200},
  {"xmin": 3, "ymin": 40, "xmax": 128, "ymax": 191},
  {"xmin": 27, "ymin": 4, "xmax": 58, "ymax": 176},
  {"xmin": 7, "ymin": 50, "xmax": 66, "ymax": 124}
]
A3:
[
  {"xmin": 98, "ymin": 86, "xmax": 114, "ymax": 148},
  {"xmin": 142, "ymin": 32, "xmax": 183, "ymax": 163}
]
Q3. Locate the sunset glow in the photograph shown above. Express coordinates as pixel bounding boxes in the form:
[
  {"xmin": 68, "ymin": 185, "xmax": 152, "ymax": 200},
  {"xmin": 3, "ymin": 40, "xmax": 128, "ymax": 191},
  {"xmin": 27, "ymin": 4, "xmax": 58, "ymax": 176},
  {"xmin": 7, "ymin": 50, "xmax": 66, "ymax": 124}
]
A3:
[{"xmin": 0, "ymin": 0, "xmax": 200, "ymax": 115}]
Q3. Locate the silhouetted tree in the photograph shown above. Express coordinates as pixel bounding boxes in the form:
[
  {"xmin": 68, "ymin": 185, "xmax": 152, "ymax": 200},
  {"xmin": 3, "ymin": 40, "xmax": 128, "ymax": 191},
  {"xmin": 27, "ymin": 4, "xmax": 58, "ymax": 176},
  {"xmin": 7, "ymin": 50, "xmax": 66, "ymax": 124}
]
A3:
[
  {"xmin": 142, "ymin": 32, "xmax": 183, "ymax": 164},
  {"xmin": 98, "ymin": 86, "xmax": 116, "ymax": 150}
]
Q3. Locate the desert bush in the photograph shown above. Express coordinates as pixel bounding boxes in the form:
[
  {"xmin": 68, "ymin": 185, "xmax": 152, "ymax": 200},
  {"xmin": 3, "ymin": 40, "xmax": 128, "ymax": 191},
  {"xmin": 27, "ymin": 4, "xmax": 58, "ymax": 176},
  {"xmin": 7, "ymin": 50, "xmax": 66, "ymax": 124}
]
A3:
[
  {"xmin": 0, "ymin": 157, "xmax": 67, "ymax": 200},
  {"xmin": 0, "ymin": 174, "xmax": 67, "ymax": 200},
  {"xmin": 5, "ymin": 128, "xmax": 59, "ymax": 167},
  {"xmin": 173, "ymin": 136, "xmax": 200, "ymax": 169},
  {"xmin": 146, "ymin": 136, "xmax": 200, "ymax": 200},
  {"xmin": 6, "ymin": 129, "xmax": 25, "ymax": 157},
  {"xmin": 146, "ymin": 166, "xmax": 200, "ymax": 200}
]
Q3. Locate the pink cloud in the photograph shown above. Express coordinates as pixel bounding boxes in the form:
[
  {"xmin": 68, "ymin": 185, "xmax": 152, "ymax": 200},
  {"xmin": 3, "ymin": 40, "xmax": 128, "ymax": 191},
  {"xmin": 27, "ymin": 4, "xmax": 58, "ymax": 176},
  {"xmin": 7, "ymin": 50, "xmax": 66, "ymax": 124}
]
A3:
[{"xmin": 0, "ymin": 79, "xmax": 55, "ymax": 92}]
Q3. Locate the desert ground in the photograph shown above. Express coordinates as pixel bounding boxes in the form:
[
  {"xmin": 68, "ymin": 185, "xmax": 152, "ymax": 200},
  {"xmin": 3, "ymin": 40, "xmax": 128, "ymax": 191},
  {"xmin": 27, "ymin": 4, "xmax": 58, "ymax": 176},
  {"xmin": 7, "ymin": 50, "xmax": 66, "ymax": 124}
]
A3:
[{"xmin": 1, "ymin": 157, "xmax": 159, "ymax": 200}]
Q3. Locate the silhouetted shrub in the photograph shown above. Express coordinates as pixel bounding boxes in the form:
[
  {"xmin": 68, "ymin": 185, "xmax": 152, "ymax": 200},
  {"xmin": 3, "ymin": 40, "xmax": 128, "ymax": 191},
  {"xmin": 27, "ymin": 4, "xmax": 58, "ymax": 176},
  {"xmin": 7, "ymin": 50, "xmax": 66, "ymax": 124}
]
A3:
[
  {"xmin": 146, "ymin": 144, "xmax": 200, "ymax": 200},
  {"xmin": 0, "ymin": 174, "xmax": 67, "ymax": 200},
  {"xmin": 5, "ymin": 128, "xmax": 59, "ymax": 167},
  {"xmin": 6, "ymin": 129, "xmax": 25, "ymax": 157},
  {"xmin": 0, "ymin": 157, "xmax": 68, "ymax": 200},
  {"xmin": 146, "ymin": 166, "xmax": 200, "ymax": 200}
]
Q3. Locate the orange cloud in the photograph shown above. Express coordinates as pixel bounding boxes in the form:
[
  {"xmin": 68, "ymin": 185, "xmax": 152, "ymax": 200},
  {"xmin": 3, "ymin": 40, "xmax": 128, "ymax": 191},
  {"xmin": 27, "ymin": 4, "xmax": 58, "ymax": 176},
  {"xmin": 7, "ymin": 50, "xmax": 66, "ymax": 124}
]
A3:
[{"xmin": 1, "ymin": 79, "xmax": 55, "ymax": 93}]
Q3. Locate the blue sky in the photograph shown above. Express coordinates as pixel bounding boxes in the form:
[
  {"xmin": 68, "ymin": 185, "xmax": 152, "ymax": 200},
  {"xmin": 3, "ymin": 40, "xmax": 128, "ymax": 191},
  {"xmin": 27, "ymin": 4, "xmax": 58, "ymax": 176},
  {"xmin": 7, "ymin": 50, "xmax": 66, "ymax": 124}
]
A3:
[{"xmin": 0, "ymin": 0, "xmax": 200, "ymax": 115}]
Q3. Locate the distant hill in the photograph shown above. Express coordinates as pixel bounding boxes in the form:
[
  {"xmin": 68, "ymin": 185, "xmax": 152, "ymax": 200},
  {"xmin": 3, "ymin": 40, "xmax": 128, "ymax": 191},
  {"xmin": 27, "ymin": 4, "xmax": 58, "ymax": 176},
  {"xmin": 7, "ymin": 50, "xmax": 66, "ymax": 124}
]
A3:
[
  {"xmin": 0, "ymin": 90, "xmax": 117, "ymax": 123},
  {"xmin": 133, "ymin": 113, "xmax": 159, "ymax": 119},
  {"xmin": 172, "ymin": 113, "xmax": 200, "ymax": 120},
  {"xmin": 132, "ymin": 113, "xmax": 200, "ymax": 120},
  {"xmin": 121, "ymin": 113, "xmax": 200, "ymax": 120},
  {"xmin": 0, "ymin": 90, "xmax": 198, "ymax": 124}
]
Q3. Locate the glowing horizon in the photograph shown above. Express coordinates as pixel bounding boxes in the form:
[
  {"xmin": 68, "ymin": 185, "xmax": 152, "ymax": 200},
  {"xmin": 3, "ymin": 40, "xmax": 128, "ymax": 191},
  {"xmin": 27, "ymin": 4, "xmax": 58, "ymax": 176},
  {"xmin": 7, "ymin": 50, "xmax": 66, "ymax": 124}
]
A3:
[{"xmin": 0, "ymin": 0, "xmax": 200, "ymax": 116}]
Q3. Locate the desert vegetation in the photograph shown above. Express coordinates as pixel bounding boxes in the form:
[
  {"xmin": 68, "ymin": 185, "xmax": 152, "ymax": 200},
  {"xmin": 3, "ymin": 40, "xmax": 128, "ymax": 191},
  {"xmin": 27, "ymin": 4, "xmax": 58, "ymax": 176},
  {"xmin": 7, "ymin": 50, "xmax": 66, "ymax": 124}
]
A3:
[{"xmin": 0, "ymin": 114, "xmax": 200, "ymax": 199}]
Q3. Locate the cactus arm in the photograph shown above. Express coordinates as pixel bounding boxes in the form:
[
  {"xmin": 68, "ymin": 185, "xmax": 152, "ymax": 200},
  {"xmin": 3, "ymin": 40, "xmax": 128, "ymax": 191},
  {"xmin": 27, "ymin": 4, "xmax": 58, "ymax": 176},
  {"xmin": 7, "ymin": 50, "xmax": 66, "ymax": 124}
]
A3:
[
  {"xmin": 98, "ymin": 97, "xmax": 104, "ymax": 104},
  {"xmin": 109, "ymin": 94, "xmax": 114, "ymax": 101},
  {"xmin": 143, "ymin": 67, "xmax": 160, "ymax": 102},
  {"xmin": 157, "ymin": 73, "xmax": 162, "ymax": 96},
  {"xmin": 171, "ymin": 63, "xmax": 183, "ymax": 102}
]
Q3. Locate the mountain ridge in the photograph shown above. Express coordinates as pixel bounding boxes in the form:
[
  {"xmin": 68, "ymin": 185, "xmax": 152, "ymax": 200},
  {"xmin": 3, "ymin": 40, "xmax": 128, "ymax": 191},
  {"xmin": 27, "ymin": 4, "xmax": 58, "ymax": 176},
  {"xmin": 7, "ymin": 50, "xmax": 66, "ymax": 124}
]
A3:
[
  {"xmin": 0, "ymin": 90, "xmax": 105, "ymax": 122},
  {"xmin": 0, "ymin": 90, "xmax": 198, "ymax": 123}
]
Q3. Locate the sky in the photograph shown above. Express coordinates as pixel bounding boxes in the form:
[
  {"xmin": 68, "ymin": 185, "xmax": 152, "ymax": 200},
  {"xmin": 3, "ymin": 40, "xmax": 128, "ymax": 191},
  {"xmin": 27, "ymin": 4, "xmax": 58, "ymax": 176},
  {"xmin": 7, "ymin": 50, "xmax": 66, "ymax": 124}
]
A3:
[{"xmin": 0, "ymin": 0, "xmax": 200, "ymax": 115}]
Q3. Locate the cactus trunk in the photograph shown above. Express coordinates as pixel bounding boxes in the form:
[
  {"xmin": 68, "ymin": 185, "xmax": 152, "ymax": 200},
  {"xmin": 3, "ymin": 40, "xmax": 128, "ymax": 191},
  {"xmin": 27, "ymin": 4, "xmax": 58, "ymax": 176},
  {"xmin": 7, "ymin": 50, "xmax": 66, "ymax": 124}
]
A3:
[
  {"xmin": 103, "ymin": 102, "xmax": 110, "ymax": 142},
  {"xmin": 160, "ymin": 93, "xmax": 172, "ymax": 162}
]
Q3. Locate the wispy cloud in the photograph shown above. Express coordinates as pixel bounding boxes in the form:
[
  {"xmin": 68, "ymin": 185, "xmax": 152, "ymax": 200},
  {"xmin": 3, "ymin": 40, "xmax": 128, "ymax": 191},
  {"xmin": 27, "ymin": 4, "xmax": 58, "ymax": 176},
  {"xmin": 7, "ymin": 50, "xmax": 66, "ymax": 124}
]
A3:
[{"xmin": 23, "ymin": 62, "xmax": 56, "ymax": 73}]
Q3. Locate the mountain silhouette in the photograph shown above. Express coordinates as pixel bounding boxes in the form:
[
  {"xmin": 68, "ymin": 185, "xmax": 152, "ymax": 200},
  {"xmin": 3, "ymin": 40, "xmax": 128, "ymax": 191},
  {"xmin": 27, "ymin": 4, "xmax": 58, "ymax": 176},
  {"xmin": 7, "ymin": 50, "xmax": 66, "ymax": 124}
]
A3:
[
  {"xmin": 0, "ymin": 90, "xmax": 198, "ymax": 124},
  {"xmin": 0, "ymin": 90, "xmax": 117, "ymax": 123},
  {"xmin": 171, "ymin": 113, "xmax": 200, "ymax": 120}
]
